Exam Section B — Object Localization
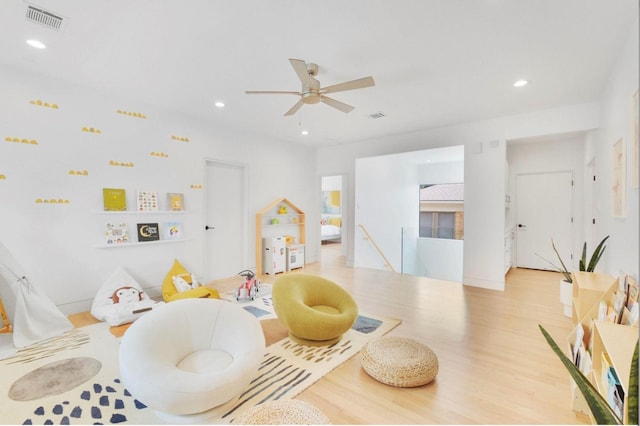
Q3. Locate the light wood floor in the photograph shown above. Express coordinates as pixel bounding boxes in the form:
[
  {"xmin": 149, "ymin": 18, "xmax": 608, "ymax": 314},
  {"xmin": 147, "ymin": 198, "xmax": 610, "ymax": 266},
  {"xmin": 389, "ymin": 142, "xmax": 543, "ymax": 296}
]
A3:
[{"xmin": 71, "ymin": 243, "xmax": 589, "ymax": 425}]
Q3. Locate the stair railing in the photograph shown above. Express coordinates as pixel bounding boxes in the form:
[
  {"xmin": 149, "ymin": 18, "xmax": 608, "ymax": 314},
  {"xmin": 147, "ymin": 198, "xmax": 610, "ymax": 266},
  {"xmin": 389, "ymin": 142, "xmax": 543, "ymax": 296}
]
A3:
[{"xmin": 357, "ymin": 224, "xmax": 396, "ymax": 272}]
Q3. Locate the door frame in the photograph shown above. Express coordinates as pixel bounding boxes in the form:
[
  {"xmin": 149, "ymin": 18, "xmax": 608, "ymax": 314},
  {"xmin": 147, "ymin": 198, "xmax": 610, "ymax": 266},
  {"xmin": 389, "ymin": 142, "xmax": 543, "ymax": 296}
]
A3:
[
  {"xmin": 319, "ymin": 173, "xmax": 348, "ymax": 260},
  {"xmin": 202, "ymin": 158, "xmax": 249, "ymax": 281},
  {"xmin": 514, "ymin": 170, "xmax": 575, "ymax": 270}
]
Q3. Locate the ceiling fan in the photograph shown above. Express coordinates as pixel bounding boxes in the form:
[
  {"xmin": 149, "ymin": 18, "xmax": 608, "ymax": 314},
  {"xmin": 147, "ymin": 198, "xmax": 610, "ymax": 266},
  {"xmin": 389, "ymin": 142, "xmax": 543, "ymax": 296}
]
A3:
[{"xmin": 245, "ymin": 58, "xmax": 375, "ymax": 116}]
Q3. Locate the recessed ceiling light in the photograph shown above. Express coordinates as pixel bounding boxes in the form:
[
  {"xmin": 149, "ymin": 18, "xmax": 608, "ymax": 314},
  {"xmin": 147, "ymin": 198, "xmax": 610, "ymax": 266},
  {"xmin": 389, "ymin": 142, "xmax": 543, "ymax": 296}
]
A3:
[
  {"xmin": 301, "ymin": 130, "xmax": 309, "ymax": 136},
  {"xmin": 513, "ymin": 79, "xmax": 528, "ymax": 87},
  {"xmin": 214, "ymin": 101, "xmax": 225, "ymax": 108},
  {"xmin": 26, "ymin": 39, "xmax": 46, "ymax": 49}
]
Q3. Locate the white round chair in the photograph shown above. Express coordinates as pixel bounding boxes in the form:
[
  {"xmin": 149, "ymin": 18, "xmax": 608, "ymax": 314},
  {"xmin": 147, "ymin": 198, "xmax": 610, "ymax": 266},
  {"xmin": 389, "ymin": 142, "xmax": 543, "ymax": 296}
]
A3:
[{"xmin": 119, "ymin": 298, "xmax": 265, "ymax": 422}]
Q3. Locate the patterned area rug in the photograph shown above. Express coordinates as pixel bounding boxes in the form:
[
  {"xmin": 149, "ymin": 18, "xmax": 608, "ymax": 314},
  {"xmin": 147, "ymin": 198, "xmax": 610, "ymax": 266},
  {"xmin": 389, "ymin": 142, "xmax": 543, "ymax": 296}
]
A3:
[{"xmin": 0, "ymin": 292, "xmax": 401, "ymax": 424}]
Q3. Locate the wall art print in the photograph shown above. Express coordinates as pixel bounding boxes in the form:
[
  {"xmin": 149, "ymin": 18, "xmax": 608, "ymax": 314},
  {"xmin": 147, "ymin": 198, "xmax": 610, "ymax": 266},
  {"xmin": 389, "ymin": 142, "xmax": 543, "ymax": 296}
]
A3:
[
  {"xmin": 632, "ymin": 89, "xmax": 638, "ymax": 189},
  {"xmin": 612, "ymin": 137, "xmax": 626, "ymax": 218}
]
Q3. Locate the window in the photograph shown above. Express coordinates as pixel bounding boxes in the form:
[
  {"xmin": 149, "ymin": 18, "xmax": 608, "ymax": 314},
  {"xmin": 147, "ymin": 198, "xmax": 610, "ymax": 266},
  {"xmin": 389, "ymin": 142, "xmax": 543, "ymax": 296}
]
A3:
[{"xmin": 419, "ymin": 183, "xmax": 464, "ymax": 239}]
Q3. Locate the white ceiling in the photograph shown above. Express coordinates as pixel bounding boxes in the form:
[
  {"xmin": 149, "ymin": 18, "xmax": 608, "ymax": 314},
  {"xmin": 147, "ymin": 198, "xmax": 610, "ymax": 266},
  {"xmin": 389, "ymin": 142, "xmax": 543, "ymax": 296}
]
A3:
[{"xmin": 0, "ymin": 0, "xmax": 637, "ymax": 148}]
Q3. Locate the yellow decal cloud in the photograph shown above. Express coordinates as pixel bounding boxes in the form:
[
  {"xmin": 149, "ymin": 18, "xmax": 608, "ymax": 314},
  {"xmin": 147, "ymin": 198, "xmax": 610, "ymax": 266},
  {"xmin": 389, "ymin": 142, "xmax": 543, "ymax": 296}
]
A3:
[
  {"xmin": 109, "ymin": 160, "xmax": 135, "ymax": 167},
  {"xmin": 68, "ymin": 170, "xmax": 89, "ymax": 176},
  {"xmin": 30, "ymin": 99, "xmax": 59, "ymax": 109},
  {"xmin": 5, "ymin": 136, "xmax": 38, "ymax": 145},
  {"xmin": 36, "ymin": 198, "xmax": 70, "ymax": 204},
  {"xmin": 190, "ymin": 184, "xmax": 203, "ymax": 189},
  {"xmin": 171, "ymin": 135, "xmax": 190, "ymax": 142},
  {"xmin": 150, "ymin": 152, "xmax": 169, "ymax": 158},
  {"xmin": 82, "ymin": 127, "xmax": 102, "ymax": 134},
  {"xmin": 116, "ymin": 109, "xmax": 147, "ymax": 119}
]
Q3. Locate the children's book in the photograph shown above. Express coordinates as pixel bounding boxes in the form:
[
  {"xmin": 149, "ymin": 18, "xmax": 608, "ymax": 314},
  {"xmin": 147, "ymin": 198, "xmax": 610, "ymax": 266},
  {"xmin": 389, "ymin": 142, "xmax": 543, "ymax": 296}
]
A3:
[
  {"xmin": 164, "ymin": 222, "xmax": 183, "ymax": 240},
  {"xmin": 167, "ymin": 192, "xmax": 185, "ymax": 211},
  {"xmin": 105, "ymin": 222, "xmax": 129, "ymax": 244},
  {"xmin": 137, "ymin": 191, "xmax": 158, "ymax": 212},
  {"xmin": 103, "ymin": 188, "xmax": 127, "ymax": 211},
  {"xmin": 136, "ymin": 223, "xmax": 159, "ymax": 242}
]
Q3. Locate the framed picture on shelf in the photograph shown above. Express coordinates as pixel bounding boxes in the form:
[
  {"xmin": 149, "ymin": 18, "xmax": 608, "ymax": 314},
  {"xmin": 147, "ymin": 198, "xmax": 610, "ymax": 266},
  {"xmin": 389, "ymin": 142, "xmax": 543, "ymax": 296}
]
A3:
[
  {"xmin": 103, "ymin": 188, "xmax": 127, "ymax": 211},
  {"xmin": 105, "ymin": 222, "xmax": 129, "ymax": 245},
  {"xmin": 137, "ymin": 191, "xmax": 159, "ymax": 212},
  {"xmin": 164, "ymin": 221, "xmax": 183, "ymax": 240},
  {"xmin": 167, "ymin": 192, "xmax": 185, "ymax": 211},
  {"xmin": 136, "ymin": 223, "xmax": 160, "ymax": 242}
]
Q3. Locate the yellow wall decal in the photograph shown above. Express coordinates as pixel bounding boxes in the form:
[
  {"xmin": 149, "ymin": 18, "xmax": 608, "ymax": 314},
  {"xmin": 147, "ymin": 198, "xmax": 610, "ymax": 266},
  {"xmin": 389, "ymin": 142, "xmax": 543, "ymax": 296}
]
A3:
[
  {"xmin": 116, "ymin": 109, "xmax": 147, "ymax": 119},
  {"xmin": 68, "ymin": 170, "xmax": 89, "ymax": 176},
  {"xmin": 109, "ymin": 160, "xmax": 135, "ymax": 167},
  {"xmin": 0, "ymin": 174, "xmax": 6, "ymax": 180},
  {"xmin": 30, "ymin": 99, "xmax": 59, "ymax": 109},
  {"xmin": 190, "ymin": 184, "xmax": 203, "ymax": 189},
  {"xmin": 81, "ymin": 127, "xmax": 102, "ymax": 134},
  {"xmin": 36, "ymin": 198, "xmax": 70, "ymax": 204},
  {"xmin": 171, "ymin": 135, "xmax": 190, "ymax": 142},
  {"xmin": 5, "ymin": 136, "xmax": 38, "ymax": 145},
  {"xmin": 150, "ymin": 152, "xmax": 168, "ymax": 157}
]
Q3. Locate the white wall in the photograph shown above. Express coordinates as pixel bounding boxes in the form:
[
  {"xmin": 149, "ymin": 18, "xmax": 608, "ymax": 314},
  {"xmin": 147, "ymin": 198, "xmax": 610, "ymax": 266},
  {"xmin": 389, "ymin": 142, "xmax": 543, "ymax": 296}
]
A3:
[
  {"xmin": 354, "ymin": 152, "xmax": 418, "ymax": 271},
  {"xmin": 318, "ymin": 102, "xmax": 601, "ymax": 291},
  {"xmin": 0, "ymin": 66, "xmax": 318, "ymax": 314},
  {"xmin": 592, "ymin": 17, "xmax": 639, "ymax": 279}
]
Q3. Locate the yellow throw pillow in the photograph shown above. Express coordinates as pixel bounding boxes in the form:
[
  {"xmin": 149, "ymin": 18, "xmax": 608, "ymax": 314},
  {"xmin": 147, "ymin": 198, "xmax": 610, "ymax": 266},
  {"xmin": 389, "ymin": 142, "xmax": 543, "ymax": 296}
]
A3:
[{"xmin": 328, "ymin": 217, "xmax": 342, "ymax": 227}]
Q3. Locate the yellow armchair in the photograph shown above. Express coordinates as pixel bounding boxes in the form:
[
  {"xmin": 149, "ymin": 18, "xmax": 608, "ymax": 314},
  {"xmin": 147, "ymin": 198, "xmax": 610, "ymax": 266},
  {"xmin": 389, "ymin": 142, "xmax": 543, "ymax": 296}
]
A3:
[
  {"xmin": 162, "ymin": 259, "xmax": 220, "ymax": 302},
  {"xmin": 272, "ymin": 273, "xmax": 358, "ymax": 346}
]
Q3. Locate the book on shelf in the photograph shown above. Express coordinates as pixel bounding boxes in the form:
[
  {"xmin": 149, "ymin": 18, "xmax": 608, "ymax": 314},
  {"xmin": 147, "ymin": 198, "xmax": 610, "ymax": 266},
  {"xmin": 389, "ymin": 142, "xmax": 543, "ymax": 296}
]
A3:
[
  {"xmin": 105, "ymin": 222, "xmax": 129, "ymax": 245},
  {"xmin": 136, "ymin": 223, "xmax": 160, "ymax": 242},
  {"xmin": 167, "ymin": 192, "xmax": 185, "ymax": 211},
  {"xmin": 103, "ymin": 188, "xmax": 127, "ymax": 211},
  {"xmin": 626, "ymin": 275, "xmax": 639, "ymax": 309},
  {"xmin": 164, "ymin": 221, "xmax": 183, "ymax": 240},
  {"xmin": 136, "ymin": 190, "xmax": 159, "ymax": 212}
]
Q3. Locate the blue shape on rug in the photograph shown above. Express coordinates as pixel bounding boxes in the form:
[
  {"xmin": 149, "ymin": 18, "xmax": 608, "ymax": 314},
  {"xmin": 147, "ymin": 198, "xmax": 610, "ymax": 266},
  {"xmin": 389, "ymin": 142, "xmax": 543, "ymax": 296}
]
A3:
[
  {"xmin": 91, "ymin": 406, "xmax": 101, "ymax": 419},
  {"xmin": 110, "ymin": 413, "xmax": 128, "ymax": 423},
  {"xmin": 93, "ymin": 383, "xmax": 103, "ymax": 393},
  {"xmin": 53, "ymin": 404, "xmax": 63, "ymax": 415},
  {"xmin": 106, "ymin": 386, "xmax": 116, "ymax": 393},
  {"xmin": 134, "ymin": 399, "xmax": 147, "ymax": 409},
  {"xmin": 352, "ymin": 315, "xmax": 383, "ymax": 334},
  {"xmin": 60, "ymin": 416, "xmax": 69, "ymax": 425},
  {"xmin": 99, "ymin": 395, "xmax": 109, "ymax": 406},
  {"xmin": 243, "ymin": 305, "xmax": 271, "ymax": 318},
  {"xmin": 115, "ymin": 399, "xmax": 124, "ymax": 409},
  {"xmin": 22, "ymin": 419, "xmax": 32, "ymax": 425},
  {"xmin": 81, "ymin": 390, "xmax": 90, "ymax": 400},
  {"xmin": 70, "ymin": 406, "xmax": 82, "ymax": 418}
]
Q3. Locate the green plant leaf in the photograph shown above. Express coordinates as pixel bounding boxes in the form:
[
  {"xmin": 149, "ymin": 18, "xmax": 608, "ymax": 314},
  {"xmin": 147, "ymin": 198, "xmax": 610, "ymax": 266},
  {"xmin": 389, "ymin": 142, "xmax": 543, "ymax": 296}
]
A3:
[
  {"xmin": 551, "ymin": 239, "xmax": 573, "ymax": 283},
  {"xmin": 629, "ymin": 341, "xmax": 639, "ymax": 425},
  {"xmin": 586, "ymin": 235, "xmax": 609, "ymax": 272},
  {"xmin": 580, "ymin": 242, "xmax": 587, "ymax": 271},
  {"xmin": 539, "ymin": 325, "xmax": 621, "ymax": 425}
]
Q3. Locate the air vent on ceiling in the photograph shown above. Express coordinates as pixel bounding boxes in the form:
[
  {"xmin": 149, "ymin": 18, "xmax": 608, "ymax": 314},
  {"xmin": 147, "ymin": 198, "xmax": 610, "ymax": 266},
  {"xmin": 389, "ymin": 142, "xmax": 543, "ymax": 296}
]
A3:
[
  {"xmin": 368, "ymin": 112, "xmax": 386, "ymax": 119},
  {"xmin": 25, "ymin": 3, "xmax": 64, "ymax": 31}
]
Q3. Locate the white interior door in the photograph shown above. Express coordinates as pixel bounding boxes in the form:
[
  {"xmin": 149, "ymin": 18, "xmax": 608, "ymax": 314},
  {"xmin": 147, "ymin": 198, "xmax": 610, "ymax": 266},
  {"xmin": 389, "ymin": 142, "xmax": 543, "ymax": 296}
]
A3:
[
  {"xmin": 204, "ymin": 160, "xmax": 247, "ymax": 281},
  {"xmin": 515, "ymin": 172, "xmax": 574, "ymax": 270}
]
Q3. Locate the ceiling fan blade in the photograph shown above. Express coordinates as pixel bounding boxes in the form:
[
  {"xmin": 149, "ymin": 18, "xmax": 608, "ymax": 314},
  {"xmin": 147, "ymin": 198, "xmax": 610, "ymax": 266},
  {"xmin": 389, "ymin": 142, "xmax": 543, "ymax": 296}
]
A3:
[
  {"xmin": 245, "ymin": 90, "xmax": 300, "ymax": 95},
  {"xmin": 321, "ymin": 95, "xmax": 354, "ymax": 114},
  {"xmin": 284, "ymin": 99, "xmax": 305, "ymax": 116},
  {"xmin": 321, "ymin": 76, "xmax": 375, "ymax": 94},
  {"xmin": 289, "ymin": 58, "xmax": 311, "ymax": 84}
]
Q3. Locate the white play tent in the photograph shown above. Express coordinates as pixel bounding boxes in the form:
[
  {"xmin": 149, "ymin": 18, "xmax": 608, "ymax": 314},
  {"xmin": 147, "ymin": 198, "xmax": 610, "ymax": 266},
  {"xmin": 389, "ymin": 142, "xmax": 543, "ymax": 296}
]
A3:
[{"xmin": 0, "ymin": 240, "xmax": 73, "ymax": 359}]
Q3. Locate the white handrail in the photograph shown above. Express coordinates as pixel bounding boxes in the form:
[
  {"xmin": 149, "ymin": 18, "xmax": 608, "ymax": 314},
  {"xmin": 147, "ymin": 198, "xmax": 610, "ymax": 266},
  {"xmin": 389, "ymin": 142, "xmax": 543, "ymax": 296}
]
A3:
[{"xmin": 357, "ymin": 224, "xmax": 396, "ymax": 272}]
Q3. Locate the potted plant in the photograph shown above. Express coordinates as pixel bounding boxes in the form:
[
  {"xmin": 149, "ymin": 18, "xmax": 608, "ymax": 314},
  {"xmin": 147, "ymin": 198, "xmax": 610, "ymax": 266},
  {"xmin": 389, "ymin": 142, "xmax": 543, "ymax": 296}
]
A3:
[
  {"xmin": 539, "ymin": 325, "xmax": 638, "ymax": 424},
  {"xmin": 538, "ymin": 236, "xmax": 610, "ymax": 317}
]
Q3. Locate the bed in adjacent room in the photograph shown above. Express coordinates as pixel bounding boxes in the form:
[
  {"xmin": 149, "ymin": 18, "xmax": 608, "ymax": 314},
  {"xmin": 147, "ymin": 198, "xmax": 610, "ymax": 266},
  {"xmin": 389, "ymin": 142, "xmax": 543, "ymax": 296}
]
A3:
[{"xmin": 321, "ymin": 215, "xmax": 342, "ymax": 243}]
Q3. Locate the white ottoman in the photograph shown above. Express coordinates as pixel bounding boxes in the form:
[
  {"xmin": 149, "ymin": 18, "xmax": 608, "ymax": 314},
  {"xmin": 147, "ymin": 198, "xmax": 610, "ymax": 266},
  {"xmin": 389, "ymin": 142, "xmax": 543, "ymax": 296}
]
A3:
[{"xmin": 119, "ymin": 298, "xmax": 265, "ymax": 421}]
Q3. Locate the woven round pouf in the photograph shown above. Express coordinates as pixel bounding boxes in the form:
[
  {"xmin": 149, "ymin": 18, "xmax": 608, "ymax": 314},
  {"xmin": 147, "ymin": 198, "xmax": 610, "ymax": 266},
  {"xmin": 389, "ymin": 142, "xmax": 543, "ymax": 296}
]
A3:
[
  {"xmin": 233, "ymin": 400, "xmax": 331, "ymax": 425},
  {"xmin": 361, "ymin": 336, "xmax": 439, "ymax": 387}
]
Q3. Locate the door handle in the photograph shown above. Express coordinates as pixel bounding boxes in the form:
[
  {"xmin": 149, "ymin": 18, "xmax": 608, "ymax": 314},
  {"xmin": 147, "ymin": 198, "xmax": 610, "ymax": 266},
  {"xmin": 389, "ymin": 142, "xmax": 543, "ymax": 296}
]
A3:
[
  {"xmin": 205, "ymin": 225, "xmax": 215, "ymax": 230},
  {"xmin": 518, "ymin": 224, "xmax": 527, "ymax": 228}
]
